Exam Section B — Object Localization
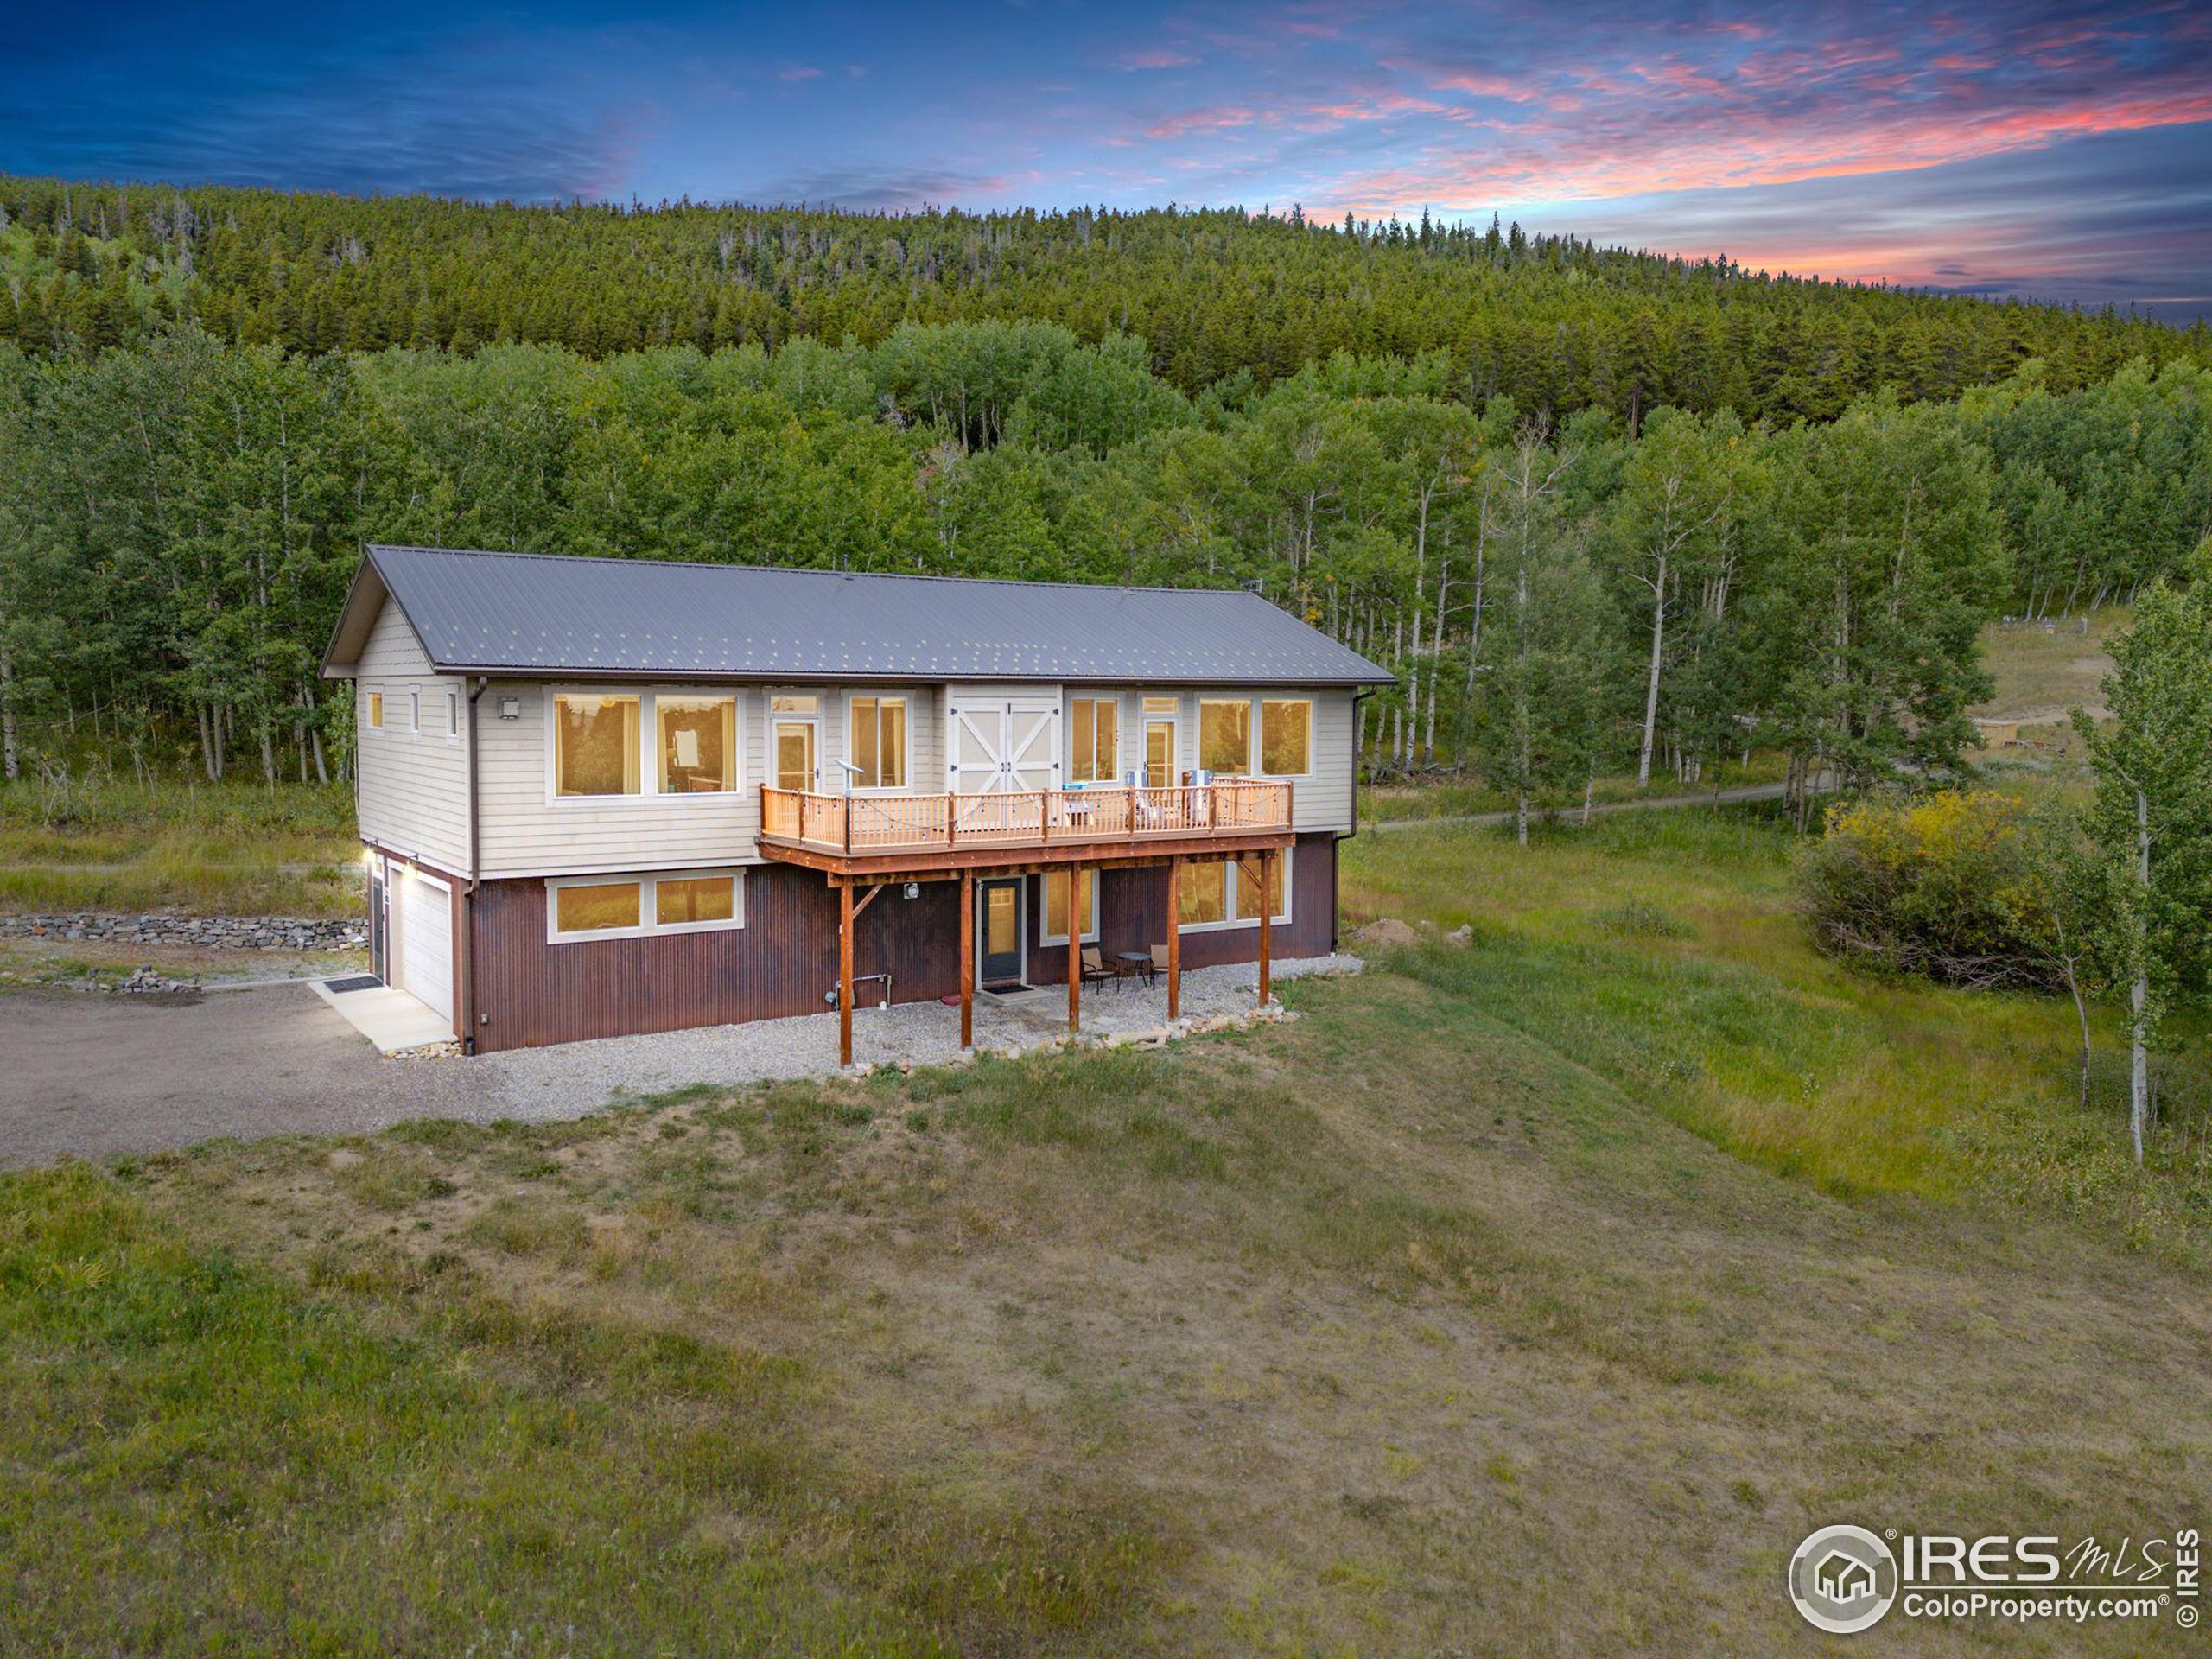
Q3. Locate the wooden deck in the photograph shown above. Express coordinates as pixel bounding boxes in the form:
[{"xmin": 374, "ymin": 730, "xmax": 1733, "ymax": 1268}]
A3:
[{"xmin": 759, "ymin": 780, "xmax": 1293, "ymax": 873}]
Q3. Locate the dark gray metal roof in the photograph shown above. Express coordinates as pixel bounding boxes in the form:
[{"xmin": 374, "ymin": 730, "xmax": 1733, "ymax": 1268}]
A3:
[{"xmin": 327, "ymin": 545, "xmax": 1395, "ymax": 686}]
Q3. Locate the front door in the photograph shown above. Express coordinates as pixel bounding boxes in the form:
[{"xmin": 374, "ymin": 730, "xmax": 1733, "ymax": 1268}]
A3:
[{"xmin": 978, "ymin": 878, "xmax": 1024, "ymax": 987}]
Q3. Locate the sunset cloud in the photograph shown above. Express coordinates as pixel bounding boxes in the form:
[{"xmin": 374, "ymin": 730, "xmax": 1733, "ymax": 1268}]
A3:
[{"xmin": 6, "ymin": 0, "xmax": 2206, "ymax": 320}]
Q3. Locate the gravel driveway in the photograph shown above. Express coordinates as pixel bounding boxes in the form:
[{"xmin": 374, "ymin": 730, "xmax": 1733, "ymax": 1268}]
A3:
[{"xmin": 0, "ymin": 955, "xmax": 1359, "ymax": 1166}]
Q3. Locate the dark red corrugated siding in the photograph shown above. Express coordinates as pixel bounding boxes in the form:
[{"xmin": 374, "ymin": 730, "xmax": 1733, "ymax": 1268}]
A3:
[
  {"xmin": 471, "ymin": 833, "xmax": 1339, "ymax": 1052},
  {"xmin": 472, "ymin": 864, "xmax": 961, "ymax": 1052},
  {"xmin": 1023, "ymin": 831, "xmax": 1338, "ymax": 983}
]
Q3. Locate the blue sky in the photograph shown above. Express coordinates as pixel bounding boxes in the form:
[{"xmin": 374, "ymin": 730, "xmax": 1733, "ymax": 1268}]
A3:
[{"xmin": 9, "ymin": 1, "xmax": 2210, "ymax": 318}]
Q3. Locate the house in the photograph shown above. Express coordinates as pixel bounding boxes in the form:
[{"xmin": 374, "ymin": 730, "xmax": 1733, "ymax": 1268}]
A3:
[
  {"xmin": 320, "ymin": 545, "xmax": 1394, "ymax": 1059},
  {"xmin": 1815, "ymin": 1552, "xmax": 1876, "ymax": 1604}
]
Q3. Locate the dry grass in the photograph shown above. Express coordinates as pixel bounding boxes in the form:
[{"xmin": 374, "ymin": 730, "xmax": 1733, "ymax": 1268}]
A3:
[
  {"xmin": 1972, "ymin": 607, "xmax": 2127, "ymax": 725},
  {"xmin": 4, "ymin": 963, "xmax": 2206, "ymax": 1650}
]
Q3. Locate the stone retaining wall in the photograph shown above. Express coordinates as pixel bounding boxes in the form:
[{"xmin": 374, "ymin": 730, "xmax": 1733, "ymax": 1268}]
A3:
[{"xmin": 0, "ymin": 913, "xmax": 366, "ymax": 951}]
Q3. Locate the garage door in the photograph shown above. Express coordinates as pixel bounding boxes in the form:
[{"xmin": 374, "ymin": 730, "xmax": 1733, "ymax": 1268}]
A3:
[{"xmin": 399, "ymin": 870, "xmax": 454, "ymax": 1023}]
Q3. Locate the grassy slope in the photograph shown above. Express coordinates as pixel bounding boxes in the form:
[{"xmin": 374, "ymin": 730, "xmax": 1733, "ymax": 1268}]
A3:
[
  {"xmin": 3, "ymin": 810, "xmax": 2206, "ymax": 1655},
  {"xmin": 0, "ymin": 779, "xmax": 361, "ymax": 918}
]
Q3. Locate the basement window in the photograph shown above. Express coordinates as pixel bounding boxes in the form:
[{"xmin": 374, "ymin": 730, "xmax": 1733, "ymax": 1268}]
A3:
[
  {"xmin": 1040, "ymin": 869, "xmax": 1099, "ymax": 945},
  {"xmin": 548, "ymin": 869, "xmax": 745, "ymax": 943},
  {"xmin": 1178, "ymin": 851, "xmax": 1291, "ymax": 933}
]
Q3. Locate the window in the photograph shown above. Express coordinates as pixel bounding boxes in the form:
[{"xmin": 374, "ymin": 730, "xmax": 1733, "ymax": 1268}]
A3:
[
  {"xmin": 446, "ymin": 691, "xmax": 461, "ymax": 738},
  {"xmin": 550, "ymin": 869, "xmax": 744, "ymax": 942},
  {"xmin": 1260, "ymin": 699, "xmax": 1312, "ymax": 776},
  {"xmin": 1142, "ymin": 697, "xmax": 1178, "ymax": 789},
  {"xmin": 1178, "ymin": 861, "xmax": 1228, "ymax": 927},
  {"xmin": 848, "ymin": 696, "xmax": 908, "ymax": 790},
  {"xmin": 1070, "ymin": 698, "xmax": 1119, "ymax": 784},
  {"xmin": 658, "ymin": 696, "xmax": 737, "ymax": 793},
  {"xmin": 1199, "ymin": 698, "xmax": 1252, "ymax": 775},
  {"xmin": 367, "ymin": 691, "xmax": 383, "ymax": 729},
  {"xmin": 656, "ymin": 874, "xmax": 736, "ymax": 928},
  {"xmin": 555, "ymin": 696, "xmax": 640, "ymax": 796},
  {"xmin": 1179, "ymin": 851, "xmax": 1291, "ymax": 931},
  {"xmin": 554, "ymin": 880, "xmax": 641, "ymax": 936},
  {"xmin": 409, "ymin": 691, "xmax": 421, "ymax": 734},
  {"xmin": 1041, "ymin": 869, "xmax": 1098, "ymax": 944}
]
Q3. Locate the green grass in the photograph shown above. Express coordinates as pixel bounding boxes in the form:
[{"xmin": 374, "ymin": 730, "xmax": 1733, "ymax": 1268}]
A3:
[
  {"xmin": 2, "ymin": 804, "xmax": 2207, "ymax": 1653},
  {"xmin": 1343, "ymin": 805, "xmax": 2211, "ymax": 1261},
  {"xmin": 0, "ymin": 779, "xmax": 360, "ymax": 917},
  {"xmin": 1361, "ymin": 751, "xmax": 1788, "ymax": 823}
]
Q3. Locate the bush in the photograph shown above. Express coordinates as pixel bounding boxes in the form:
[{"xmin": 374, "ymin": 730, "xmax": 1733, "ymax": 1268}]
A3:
[{"xmin": 1794, "ymin": 791, "xmax": 2063, "ymax": 991}]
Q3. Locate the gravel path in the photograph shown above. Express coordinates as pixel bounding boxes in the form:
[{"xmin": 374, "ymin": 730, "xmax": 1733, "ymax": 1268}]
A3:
[
  {"xmin": 476, "ymin": 953, "xmax": 1364, "ymax": 1122},
  {"xmin": 0, "ymin": 956, "xmax": 1362, "ymax": 1164}
]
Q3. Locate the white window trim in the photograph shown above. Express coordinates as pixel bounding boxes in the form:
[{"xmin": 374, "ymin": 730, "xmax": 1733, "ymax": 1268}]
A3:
[
  {"xmin": 543, "ymin": 686, "xmax": 745, "ymax": 806},
  {"xmin": 445, "ymin": 690, "xmax": 462, "ymax": 742},
  {"xmin": 844, "ymin": 690, "xmax": 915, "ymax": 795},
  {"xmin": 1038, "ymin": 868, "xmax": 1102, "ymax": 947},
  {"xmin": 1198, "ymin": 695, "xmax": 1255, "ymax": 778},
  {"xmin": 1176, "ymin": 849, "xmax": 1294, "ymax": 934},
  {"xmin": 1257, "ymin": 696, "xmax": 1315, "ymax": 780},
  {"xmin": 1066, "ymin": 695, "xmax": 1123, "ymax": 786},
  {"xmin": 365, "ymin": 688, "xmax": 384, "ymax": 731},
  {"xmin": 408, "ymin": 689, "xmax": 422, "ymax": 736},
  {"xmin": 545, "ymin": 868, "xmax": 746, "ymax": 944}
]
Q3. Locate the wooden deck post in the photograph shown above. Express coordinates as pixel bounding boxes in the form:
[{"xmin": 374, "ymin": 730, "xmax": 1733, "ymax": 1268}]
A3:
[
  {"xmin": 958, "ymin": 869, "xmax": 974, "ymax": 1050},
  {"xmin": 838, "ymin": 880, "xmax": 855, "ymax": 1068},
  {"xmin": 1067, "ymin": 865, "xmax": 1082, "ymax": 1034},
  {"xmin": 1165, "ymin": 858, "xmax": 1181, "ymax": 1022},
  {"xmin": 1256, "ymin": 849, "xmax": 1274, "ymax": 1009}
]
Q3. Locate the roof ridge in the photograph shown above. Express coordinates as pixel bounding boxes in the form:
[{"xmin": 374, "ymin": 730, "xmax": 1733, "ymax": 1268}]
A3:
[{"xmin": 368, "ymin": 543, "xmax": 1275, "ymax": 602}]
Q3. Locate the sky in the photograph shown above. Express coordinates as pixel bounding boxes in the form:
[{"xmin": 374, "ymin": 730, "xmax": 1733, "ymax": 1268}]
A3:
[{"xmin": 8, "ymin": 1, "xmax": 2210, "ymax": 321}]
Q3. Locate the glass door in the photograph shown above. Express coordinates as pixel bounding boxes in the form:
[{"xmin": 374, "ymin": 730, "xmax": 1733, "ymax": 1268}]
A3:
[
  {"xmin": 979, "ymin": 879, "xmax": 1024, "ymax": 986},
  {"xmin": 771, "ymin": 693, "xmax": 819, "ymax": 791},
  {"xmin": 1143, "ymin": 697, "xmax": 1179, "ymax": 789}
]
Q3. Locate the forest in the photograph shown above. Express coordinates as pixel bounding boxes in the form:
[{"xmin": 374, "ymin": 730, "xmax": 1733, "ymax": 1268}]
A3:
[{"xmin": 0, "ymin": 175, "xmax": 2209, "ymax": 822}]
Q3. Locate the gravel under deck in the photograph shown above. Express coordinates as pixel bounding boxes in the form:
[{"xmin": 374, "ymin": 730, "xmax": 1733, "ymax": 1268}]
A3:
[{"xmin": 475, "ymin": 953, "xmax": 1363, "ymax": 1122}]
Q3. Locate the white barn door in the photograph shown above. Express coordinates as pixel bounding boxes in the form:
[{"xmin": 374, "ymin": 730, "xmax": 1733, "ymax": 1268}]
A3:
[{"xmin": 948, "ymin": 693, "xmax": 1060, "ymax": 795}]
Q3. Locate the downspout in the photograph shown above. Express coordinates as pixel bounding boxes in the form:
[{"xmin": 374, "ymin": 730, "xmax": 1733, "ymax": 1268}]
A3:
[{"xmin": 461, "ymin": 676, "xmax": 489, "ymax": 1056}]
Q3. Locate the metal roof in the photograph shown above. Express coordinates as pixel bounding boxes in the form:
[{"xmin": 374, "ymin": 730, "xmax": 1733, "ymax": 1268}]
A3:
[{"xmin": 325, "ymin": 545, "xmax": 1395, "ymax": 687}]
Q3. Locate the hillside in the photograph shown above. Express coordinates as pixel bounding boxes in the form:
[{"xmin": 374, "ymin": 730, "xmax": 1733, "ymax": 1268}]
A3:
[{"xmin": 3, "ymin": 175, "xmax": 2208, "ymax": 423}]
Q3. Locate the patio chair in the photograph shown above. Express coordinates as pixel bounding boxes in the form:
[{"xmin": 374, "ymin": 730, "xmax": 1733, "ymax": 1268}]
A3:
[{"xmin": 1079, "ymin": 946, "xmax": 1119, "ymax": 991}]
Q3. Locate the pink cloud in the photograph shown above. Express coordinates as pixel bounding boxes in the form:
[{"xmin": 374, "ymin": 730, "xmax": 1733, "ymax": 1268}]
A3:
[
  {"xmin": 1121, "ymin": 48, "xmax": 1198, "ymax": 70},
  {"xmin": 778, "ymin": 65, "xmax": 823, "ymax": 83},
  {"xmin": 1145, "ymin": 105, "xmax": 1257, "ymax": 139}
]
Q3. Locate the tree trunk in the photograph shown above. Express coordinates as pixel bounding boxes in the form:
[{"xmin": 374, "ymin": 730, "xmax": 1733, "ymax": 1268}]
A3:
[
  {"xmin": 2128, "ymin": 786, "xmax": 2151, "ymax": 1165},
  {"xmin": 1637, "ymin": 551, "xmax": 1668, "ymax": 788},
  {"xmin": 0, "ymin": 647, "xmax": 16, "ymax": 783}
]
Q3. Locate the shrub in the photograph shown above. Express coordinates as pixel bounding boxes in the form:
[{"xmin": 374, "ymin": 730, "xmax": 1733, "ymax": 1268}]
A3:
[{"xmin": 1794, "ymin": 791, "xmax": 2064, "ymax": 991}]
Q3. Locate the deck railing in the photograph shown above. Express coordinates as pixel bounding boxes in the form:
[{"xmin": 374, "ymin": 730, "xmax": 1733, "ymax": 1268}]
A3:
[{"xmin": 760, "ymin": 779, "xmax": 1293, "ymax": 856}]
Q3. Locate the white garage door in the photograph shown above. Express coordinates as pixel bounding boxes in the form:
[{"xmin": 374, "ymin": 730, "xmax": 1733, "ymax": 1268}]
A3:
[{"xmin": 399, "ymin": 870, "xmax": 454, "ymax": 1023}]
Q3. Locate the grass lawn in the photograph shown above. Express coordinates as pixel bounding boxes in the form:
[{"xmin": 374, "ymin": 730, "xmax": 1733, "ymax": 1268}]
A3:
[
  {"xmin": 0, "ymin": 779, "xmax": 361, "ymax": 918},
  {"xmin": 3, "ymin": 808, "xmax": 2205, "ymax": 1654}
]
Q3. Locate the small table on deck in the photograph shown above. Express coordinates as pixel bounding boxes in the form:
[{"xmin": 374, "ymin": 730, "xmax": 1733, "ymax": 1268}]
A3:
[{"xmin": 1114, "ymin": 950, "xmax": 1157, "ymax": 989}]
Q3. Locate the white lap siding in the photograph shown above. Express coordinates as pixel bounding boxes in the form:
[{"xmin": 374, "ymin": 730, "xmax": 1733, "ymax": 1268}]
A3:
[
  {"xmin": 355, "ymin": 601, "xmax": 472, "ymax": 876},
  {"xmin": 474, "ymin": 682, "xmax": 944, "ymax": 880},
  {"xmin": 1089, "ymin": 686, "xmax": 1354, "ymax": 836}
]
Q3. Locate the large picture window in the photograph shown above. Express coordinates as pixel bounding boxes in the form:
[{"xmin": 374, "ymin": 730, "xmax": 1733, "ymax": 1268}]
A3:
[
  {"xmin": 1069, "ymin": 698, "xmax": 1119, "ymax": 784},
  {"xmin": 1199, "ymin": 698, "xmax": 1252, "ymax": 776},
  {"xmin": 658, "ymin": 696, "xmax": 737, "ymax": 793},
  {"xmin": 1260, "ymin": 699, "xmax": 1312, "ymax": 776},
  {"xmin": 848, "ymin": 696, "xmax": 908, "ymax": 790},
  {"xmin": 1178, "ymin": 851, "xmax": 1291, "ymax": 931},
  {"xmin": 1041, "ymin": 869, "xmax": 1098, "ymax": 944},
  {"xmin": 549, "ymin": 869, "xmax": 744, "ymax": 942},
  {"xmin": 555, "ymin": 695, "xmax": 640, "ymax": 796}
]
